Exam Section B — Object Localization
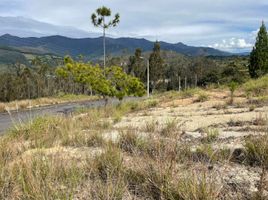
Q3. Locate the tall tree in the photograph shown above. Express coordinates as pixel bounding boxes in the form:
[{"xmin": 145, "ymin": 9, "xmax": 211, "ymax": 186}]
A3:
[
  {"xmin": 127, "ymin": 48, "xmax": 146, "ymax": 81},
  {"xmin": 91, "ymin": 6, "xmax": 120, "ymax": 68},
  {"xmin": 149, "ymin": 42, "xmax": 164, "ymax": 90},
  {"xmin": 249, "ymin": 21, "xmax": 268, "ymax": 78}
]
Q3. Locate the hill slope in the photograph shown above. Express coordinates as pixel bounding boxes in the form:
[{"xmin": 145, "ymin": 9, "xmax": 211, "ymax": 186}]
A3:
[
  {"xmin": 0, "ymin": 34, "xmax": 231, "ymax": 58},
  {"xmin": 0, "ymin": 16, "xmax": 94, "ymax": 38}
]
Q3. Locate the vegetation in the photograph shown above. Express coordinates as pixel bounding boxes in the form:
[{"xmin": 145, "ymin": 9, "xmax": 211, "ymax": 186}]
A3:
[
  {"xmin": 56, "ymin": 56, "xmax": 145, "ymax": 101},
  {"xmin": 228, "ymin": 81, "xmax": 238, "ymax": 104},
  {"xmin": 149, "ymin": 41, "xmax": 164, "ymax": 91},
  {"xmin": 243, "ymin": 75, "xmax": 268, "ymax": 97},
  {"xmin": 91, "ymin": 6, "xmax": 120, "ymax": 68},
  {"xmin": 0, "ymin": 82, "xmax": 267, "ymax": 199},
  {"xmin": 249, "ymin": 21, "xmax": 268, "ymax": 78}
]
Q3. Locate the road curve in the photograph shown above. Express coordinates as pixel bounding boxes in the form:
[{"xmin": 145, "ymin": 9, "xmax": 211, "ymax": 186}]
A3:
[{"xmin": 0, "ymin": 98, "xmax": 131, "ymax": 135}]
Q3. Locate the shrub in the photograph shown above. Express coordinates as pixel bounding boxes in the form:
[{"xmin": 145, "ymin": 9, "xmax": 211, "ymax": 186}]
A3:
[
  {"xmin": 244, "ymin": 134, "xmax": 268, "ymax": 167},
  {"xmin": 196, "ymin": 92, "xmax": 210, "ymax": 102},
  {"xmin": 243, "ymin": 75, "xmax": 268, "ymax": 97}
]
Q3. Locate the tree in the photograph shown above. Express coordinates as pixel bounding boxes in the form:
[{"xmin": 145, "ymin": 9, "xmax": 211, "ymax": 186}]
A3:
[
  {"xmin": 91, "ymin": 6, "xmax": 120, "ymax": 68},
  {"xmin": 249, "ymin": 21, "xmax": 268, "ymax": 78},
  {"xmin": 56, "ymin": 57, "xmax": 145, "ymax": 102},
  {"xmin": 127, "ymin": 48, "xmax": 146, "ymax": 82},
  {"xmin": 105, "ymin": 66, "xmax": 145, "ymax": 100},
  {"xmin": 149, "ymin": 41, "xmax": 164, "ymax": 90}
]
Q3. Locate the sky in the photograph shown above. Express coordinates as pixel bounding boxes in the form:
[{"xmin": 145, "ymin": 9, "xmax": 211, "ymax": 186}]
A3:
[{"xmin": 0, "ymin": 0, "xmax": 268, "ymax": 52}]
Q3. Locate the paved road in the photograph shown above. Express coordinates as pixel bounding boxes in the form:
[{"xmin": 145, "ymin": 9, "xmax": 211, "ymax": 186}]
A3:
[{"xmin": 0, "ymin": 98, "xmax": 129, "ymax": 135}]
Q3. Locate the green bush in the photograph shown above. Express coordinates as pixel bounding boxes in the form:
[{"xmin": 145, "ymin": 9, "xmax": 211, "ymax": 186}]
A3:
[{"xmin": 243, "ymin": 75, "xmax": 268, "ymax": 97}]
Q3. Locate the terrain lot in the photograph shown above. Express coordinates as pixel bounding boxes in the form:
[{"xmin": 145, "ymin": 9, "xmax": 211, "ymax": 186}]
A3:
[{"xmin": 0, "ymin": 88, "xmax": 267, "ymax": 199}]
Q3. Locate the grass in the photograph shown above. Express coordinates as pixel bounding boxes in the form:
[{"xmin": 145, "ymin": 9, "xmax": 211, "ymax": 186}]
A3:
[
  {"xmin": 201, "ymin": 128, "xmax": 219, "ymax": 143},
  {"xmin": 195, "ymin": 92, "xmax": 210, "ymax": 102},
  {"xmin": 243, "ymin": 75, "xmax": 268, "ymax": 97},
  {"xmin": 0, "ymin": 94, "xmax": 98, "ymax": 112},
  {"xmin": 0, "ymin": 88, "xmax": 267, "ymax": 199},
  {"xmin": 244, "ymin": 134, "xmax": 268, "ymax": 167},
  {"xmin": 244, "ymin": 133, "xmax": 268, "ymax": 199},
  {"xmin": 0, "ymin": 152, "xmax": 86, "ymax": 199}
]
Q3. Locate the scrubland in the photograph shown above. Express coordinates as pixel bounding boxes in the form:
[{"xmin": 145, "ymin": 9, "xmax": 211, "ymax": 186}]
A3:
[{"xmin": 0, "ymin": 76, "xmax": 268, "ymax": 199}]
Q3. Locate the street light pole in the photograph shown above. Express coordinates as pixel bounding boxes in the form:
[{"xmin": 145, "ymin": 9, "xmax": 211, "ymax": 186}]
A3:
[
  {"xmin": 140, "ymin": 57, "xmax": 150, "ymax": 98},
  {"xmin": 147, "ymin": 59, "xmax": 150, "ymax": 98}
]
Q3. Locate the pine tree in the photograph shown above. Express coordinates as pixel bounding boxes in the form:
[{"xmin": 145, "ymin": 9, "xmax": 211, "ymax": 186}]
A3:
[
  {"xmin": 127, "ymin": 48, "xmax": 146, "ymax": 82},
  {"xmin": 91, "ymin": 6, "xmax": 120, "ymax": 68},
  {"xmin": 149, "ymin": 41, "xmax": 164, "ymax": 90},
  {"xmin": 249, "ymin": 21, "xmax": 268, "ymax": 78}
]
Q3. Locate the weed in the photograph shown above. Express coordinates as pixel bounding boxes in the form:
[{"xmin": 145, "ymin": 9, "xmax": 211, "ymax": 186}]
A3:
[
  {"xmin": 201, "ymin": 128, "xmax": 219, "ymax": 143},
  {"xmin": 196, "ymin": 92, "xmax": 210, "ymax": 102},
  {"xmin": 160, "ymin": 118, "xmax": 178, "ymax": 137}
]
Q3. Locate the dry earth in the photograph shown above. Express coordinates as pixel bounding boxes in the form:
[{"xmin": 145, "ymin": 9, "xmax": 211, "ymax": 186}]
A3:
[{"xmin": 3, "ymin": 89, "xmax": 268, "ymax": 199}]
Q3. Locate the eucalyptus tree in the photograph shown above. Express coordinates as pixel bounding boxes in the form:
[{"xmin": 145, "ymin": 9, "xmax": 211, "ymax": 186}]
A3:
[{"xmin": 91, "ymin": 6, "xmax": 120, "ymax": 68}]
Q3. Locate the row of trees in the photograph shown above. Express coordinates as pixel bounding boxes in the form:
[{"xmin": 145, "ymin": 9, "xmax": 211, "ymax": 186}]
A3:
[
  {"xmin": 0, "ymin": 57, "xmax": 86, "ymax": 102},
  {"xmin": 126, "ymin": 42, "xmax": 250, "ymax": 91}
]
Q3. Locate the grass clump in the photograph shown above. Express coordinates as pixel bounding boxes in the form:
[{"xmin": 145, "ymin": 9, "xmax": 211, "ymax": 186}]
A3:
[
  {"xmin": 244, "ymin": 134, "xmax": 268, "ymax": 167},
  {"xmin": 243, "ymin": 75, "xmax": 268, "ymax": 97},
  {"xmin": 160, "ymin": 118, "xmax": 178, "ymax": 137},
  {"xmin": 0, "ymin": 153, "xmax": 85, "ymax": 200},
  {"xmin": 196, "ymin": 92, "xmax": 210, "ymax": 102},
  {"xmin": 201, "ymin": 128, "xmax": 219, "ymax": 143},
  {"xmin": 180, "ymin": 88, "xmax": 201, "ymax": 99},
  {"xmin": 194, "ymin": 144, "xmax": 231, "ymax": 163},
  {"xmin": 118, "ymin": 130, "xmax": 147, "ymax": 154}
]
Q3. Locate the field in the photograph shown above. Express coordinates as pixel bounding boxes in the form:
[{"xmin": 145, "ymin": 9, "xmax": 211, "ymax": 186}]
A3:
[{"xmin": 0, "ymin": 77, "xmax": 267, "ymax": 199}]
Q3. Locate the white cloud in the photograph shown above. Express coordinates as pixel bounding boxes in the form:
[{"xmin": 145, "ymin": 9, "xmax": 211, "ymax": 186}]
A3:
[
  {"xmin": 210, "ymin": 38, "xmax": 253, "ymax": 51},
  {"xmin": 1, "ymin": 0, "xmax": 268, "ymax": 52}
]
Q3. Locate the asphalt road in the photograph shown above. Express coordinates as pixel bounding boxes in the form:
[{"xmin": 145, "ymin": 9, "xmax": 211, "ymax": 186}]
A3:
[{"xmin": 0, "ymin": 98, "xmax": 126, "ymax": 135}]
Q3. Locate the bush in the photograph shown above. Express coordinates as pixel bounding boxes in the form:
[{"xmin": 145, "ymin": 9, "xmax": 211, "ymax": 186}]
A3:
[
  {"xmin": 196, "ymin": 92, "xmax": 209, "ymax": 102},
  {"xmin": 243, "ymin": 75, "xmax": 268, "ymax": 97},
  {"xmin": 244, "ymin": 134, "xmax": 268, "ymax": 167}
]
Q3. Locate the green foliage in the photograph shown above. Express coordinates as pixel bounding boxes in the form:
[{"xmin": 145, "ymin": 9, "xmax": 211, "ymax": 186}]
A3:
[
  {"xmin": 56, "ymin": 57, "xmax": 145, "ymax": 100},
  {"xmin": 91, "ymin": 6, "xmax": 120, "ymax": 28},
  {"xmin": 91, "ymin": 6, "xmax": 120, "ymax": 67},
  {"xmin": 244, "ymin": 134, "xmax": 268, "ymax": 167},
  {"xmin": 249, "ymin": 21, "xmax": 268, "ymax": 78},
  {"xmin": 228, "ymin": 81, "xmax": 238, "ymax": 104},
  {"xmin": 127, "ymin": 48, "xmax": 146, "ymax": 82},
  {"xmin": 243, "ymin": 75, "xmax": 268, "ymax": 97},
  {"xmin": 149, "ymin": 42, "xmax": 164, "ymax": 90},
  {"xmin": 196, "ymin": 92, "xmax": 209, "ymax": 102}
]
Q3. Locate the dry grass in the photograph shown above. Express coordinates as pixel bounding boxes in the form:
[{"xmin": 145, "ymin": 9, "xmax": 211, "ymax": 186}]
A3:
[
  {"xmin": 0, "ymin": 94, "xmax": 98, "ymax": 112},
  {"xmin": 0, "ymin": 88, "xmax": 267, "ymax": 199}
]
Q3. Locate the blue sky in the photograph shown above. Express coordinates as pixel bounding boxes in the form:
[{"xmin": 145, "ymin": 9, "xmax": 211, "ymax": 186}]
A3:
[{"xmin": 1, "ymin": 0, "xmax": 268, "ymax": 52}]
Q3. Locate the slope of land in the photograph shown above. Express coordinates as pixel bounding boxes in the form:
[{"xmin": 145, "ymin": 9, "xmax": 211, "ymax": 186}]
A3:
[{"xmin": 0, "ymin": 81, "xmax": 267, "ymax": 199}]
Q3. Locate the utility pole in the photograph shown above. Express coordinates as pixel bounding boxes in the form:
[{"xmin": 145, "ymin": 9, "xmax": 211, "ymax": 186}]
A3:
[
  {"xmin": 195, "ymin": 74, "xmax": 198, "ymax": 88},
  {"xmin": 140, "ymin": 57, "xmax": 150, "ymax": 98},
  {"xmin": 147, "ymin": 59, "xmax": 150, "ymax": 98},
  {"xmin": 185, "ymin": 76, "xmax": 187, "ymax": 90},
  {"xmin": 178, "ymin": 76, "xmax": 181, "ymax": 92}
]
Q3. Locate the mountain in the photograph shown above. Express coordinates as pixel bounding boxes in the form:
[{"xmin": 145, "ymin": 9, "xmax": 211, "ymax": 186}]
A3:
[
  {"xmin": 0, "ymin": 34, "xmax": 231, "ymax": 58},
  {"xmin": 0, "ymin": 16, "xmax": 98, "ymax": 38}
]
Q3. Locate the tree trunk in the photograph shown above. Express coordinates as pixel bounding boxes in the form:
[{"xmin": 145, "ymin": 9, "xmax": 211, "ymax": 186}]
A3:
[{"xmin": 103, "ymin": 19, "xmax": 106, "ymax": 68}]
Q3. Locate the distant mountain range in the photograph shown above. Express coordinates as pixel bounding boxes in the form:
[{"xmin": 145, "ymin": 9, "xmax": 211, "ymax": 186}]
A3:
[
  {"xmin": 0, "ymin": 34, "xmax": 233, "ymax": 59},
  {"xmin": 0, "ymin": 16, "xmax": 97, "ymax": 38}
]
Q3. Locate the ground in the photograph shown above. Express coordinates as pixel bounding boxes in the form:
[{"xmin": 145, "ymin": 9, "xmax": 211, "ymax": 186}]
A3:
[{"xmin": 0, "ymin": 87, "xmax": 267, "ymax": 199}]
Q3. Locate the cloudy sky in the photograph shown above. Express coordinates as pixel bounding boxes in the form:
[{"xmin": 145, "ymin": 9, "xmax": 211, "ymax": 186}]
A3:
[{"xmin": 1, "ymin": 0, "xmax": 268, "ymax": 52}]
